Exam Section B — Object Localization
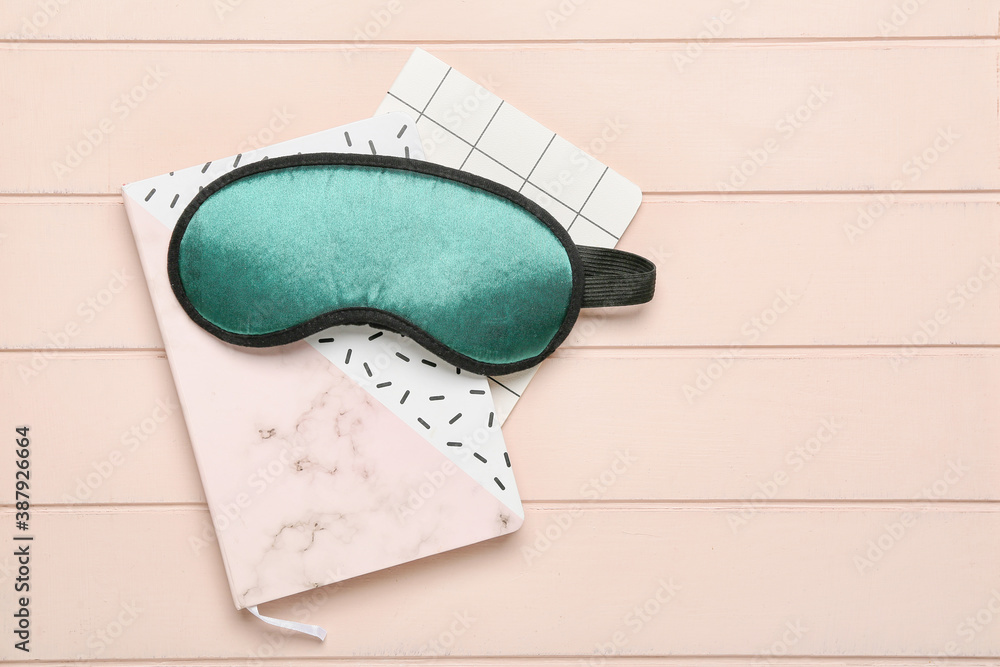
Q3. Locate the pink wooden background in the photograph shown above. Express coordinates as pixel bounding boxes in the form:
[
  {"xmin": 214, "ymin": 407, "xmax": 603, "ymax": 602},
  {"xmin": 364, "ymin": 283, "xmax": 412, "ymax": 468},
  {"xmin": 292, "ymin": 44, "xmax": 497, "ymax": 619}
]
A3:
[{"xmin": 2, "ymin": 0, "xmax": 1000, "ymax": 663}]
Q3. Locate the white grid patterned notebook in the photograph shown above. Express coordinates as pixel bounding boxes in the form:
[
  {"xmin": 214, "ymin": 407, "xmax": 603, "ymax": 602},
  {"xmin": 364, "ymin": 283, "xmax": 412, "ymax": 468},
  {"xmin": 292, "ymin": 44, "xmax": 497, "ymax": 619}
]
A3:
[{"xmin": 376, "ymin": 48, "xmax": 643, "ymax": 423}]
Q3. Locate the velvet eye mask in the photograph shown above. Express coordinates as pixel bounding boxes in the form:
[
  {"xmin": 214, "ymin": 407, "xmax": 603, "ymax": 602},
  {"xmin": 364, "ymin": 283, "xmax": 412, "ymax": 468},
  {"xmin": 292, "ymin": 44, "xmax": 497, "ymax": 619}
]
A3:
[{"xmin": 167, "ymin": 152, "xmax": 655, "ymax": 375}]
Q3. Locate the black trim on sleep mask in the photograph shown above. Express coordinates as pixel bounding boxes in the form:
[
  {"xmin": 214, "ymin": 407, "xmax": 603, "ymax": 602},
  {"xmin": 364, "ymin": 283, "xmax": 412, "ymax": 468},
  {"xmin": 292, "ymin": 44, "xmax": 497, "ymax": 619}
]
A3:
[{"xmin": 166, "ymin": 152, "xmax": 654, "ymax": 375}]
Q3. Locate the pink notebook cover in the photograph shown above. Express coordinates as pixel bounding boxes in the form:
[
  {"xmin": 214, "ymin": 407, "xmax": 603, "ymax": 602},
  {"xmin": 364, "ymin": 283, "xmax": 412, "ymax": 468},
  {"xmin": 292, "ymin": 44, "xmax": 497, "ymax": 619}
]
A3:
[{"xmin": 121, "ymin": 114, "xmax": 523, "ymax": 611}]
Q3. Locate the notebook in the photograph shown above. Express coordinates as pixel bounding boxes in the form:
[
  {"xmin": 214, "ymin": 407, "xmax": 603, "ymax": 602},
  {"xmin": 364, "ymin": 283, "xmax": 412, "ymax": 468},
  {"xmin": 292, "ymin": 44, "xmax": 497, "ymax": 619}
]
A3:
[
  {"xmin": 121, "ymin": 114, "xmax": 524, "ymax": 634},
  {"xmin": 375, "ymin": 48, "xmax": 644, "ymax": 424}
]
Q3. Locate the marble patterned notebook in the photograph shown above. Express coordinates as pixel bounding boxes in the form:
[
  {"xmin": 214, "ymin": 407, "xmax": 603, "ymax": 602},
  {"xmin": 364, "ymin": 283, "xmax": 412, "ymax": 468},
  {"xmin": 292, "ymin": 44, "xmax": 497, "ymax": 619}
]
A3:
[
  {"xmin": 121, "ymin": 114, "xmax": 524, "ymax": 631},
  {"xmin": 375, "ymin": 48, "xmax": 644, "ymax": 424}
]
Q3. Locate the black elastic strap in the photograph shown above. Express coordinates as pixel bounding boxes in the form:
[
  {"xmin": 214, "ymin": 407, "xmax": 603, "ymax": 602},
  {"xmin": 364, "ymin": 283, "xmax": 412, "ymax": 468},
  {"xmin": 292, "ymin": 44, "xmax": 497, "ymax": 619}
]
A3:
[{"xmin": 577, "ymin": 245, "xmax": 656, "ymax": 308}]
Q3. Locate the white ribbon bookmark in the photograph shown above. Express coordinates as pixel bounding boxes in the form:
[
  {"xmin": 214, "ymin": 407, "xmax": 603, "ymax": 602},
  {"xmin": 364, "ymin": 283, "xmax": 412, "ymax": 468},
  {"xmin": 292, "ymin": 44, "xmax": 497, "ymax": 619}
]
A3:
[{"xmin": 248, "ymin": 605, "xmax": 328, "ymax": 641}]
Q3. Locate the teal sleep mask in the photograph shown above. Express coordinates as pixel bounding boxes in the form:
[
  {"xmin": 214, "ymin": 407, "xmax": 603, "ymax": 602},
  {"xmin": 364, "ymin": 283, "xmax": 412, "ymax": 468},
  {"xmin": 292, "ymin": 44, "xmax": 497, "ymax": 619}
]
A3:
[{"xmin": 167, "ymin": 153, "xmax": 655, "ymax": 375}]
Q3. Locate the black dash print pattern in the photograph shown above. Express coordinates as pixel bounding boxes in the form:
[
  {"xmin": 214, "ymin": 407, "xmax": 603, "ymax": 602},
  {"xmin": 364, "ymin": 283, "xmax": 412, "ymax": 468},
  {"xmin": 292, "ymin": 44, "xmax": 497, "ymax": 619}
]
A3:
[
  {"xmin": 145, "ymin": 188, "xmax": 155, "ymax": 201},
  {"xmin": 344, "ymin": 131, "xmax": 352, "ymax": 147},
  {"xmin": 305, "ymin": 326, "xmax": 518, "ymax": 507},
  {"xmin": 201, "ymin": 161, "xmax": 211, "ymax": 173},
  {"xmin": 170, "ymin": 194, "xmax": 179, "ymax": 208}
]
